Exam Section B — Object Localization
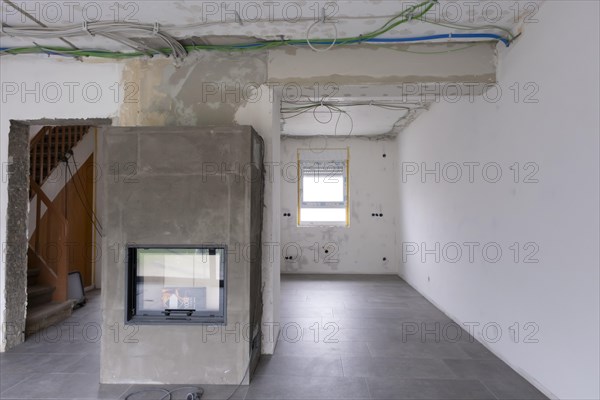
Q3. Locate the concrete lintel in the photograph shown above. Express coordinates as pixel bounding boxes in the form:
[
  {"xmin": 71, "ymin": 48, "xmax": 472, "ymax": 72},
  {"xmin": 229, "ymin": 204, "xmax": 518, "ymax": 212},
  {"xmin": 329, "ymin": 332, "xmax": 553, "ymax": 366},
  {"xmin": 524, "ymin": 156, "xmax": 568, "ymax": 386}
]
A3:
[
  {"xmin": 279, "ymin": 83, "xmax": 496, "ymax": 103},
  {"xmin": 268, "ymin": 42, "xmax": 496, "ymax": 86}
]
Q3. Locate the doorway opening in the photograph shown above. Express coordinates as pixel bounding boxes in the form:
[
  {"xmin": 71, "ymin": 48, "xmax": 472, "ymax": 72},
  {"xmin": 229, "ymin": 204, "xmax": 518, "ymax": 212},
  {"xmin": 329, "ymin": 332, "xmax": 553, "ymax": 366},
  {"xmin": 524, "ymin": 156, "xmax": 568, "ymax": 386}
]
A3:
[{"xmin": 4, "ymin": 118, "xmax": 110, "ymax": 350}]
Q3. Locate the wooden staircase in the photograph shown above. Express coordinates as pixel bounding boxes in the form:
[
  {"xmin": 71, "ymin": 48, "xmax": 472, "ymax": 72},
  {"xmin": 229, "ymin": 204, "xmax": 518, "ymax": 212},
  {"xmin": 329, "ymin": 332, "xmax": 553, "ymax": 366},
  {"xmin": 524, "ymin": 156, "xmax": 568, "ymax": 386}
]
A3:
[
  {"xmin": 26, "ymin": 264, "xmax": 73, "ymax": 335},
  {"xmin": 26, "ymin": 126, "xmax": 91, "ymax": 336},
  {"xmin": 30, "ymin": 126, "xmax": 90, "ymax": 190}
]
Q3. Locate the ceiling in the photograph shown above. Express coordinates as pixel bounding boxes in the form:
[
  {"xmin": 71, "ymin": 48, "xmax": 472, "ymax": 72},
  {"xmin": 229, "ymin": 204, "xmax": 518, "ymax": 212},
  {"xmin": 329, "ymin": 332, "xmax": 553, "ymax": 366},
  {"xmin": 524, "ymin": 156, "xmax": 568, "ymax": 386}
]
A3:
[
  {"xmin": 1, "ymin": 0, "xmax": 533, "ymax": 51},
  {"xmin": 281, "ymin": 97, "xmax": 427, "ymax": 137},
  {"xmin": 0, "ymin": 0, "xmax": 538, "ymax": 137}
]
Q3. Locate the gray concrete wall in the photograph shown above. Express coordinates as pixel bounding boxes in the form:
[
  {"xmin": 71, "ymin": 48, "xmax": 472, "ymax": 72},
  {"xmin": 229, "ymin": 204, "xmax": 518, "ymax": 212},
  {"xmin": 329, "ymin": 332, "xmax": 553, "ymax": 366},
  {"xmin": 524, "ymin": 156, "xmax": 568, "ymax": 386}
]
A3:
[
  {"xmin": 119, "ymin": 53, "xmax": 268, "ymax": 126},
  {"xmin": 3, "ymin": 122, "xmax": 29, "ymax": 349},
  {"xmin": 101, "ymin": 126, "xmax": 263, "ymax": 385}
]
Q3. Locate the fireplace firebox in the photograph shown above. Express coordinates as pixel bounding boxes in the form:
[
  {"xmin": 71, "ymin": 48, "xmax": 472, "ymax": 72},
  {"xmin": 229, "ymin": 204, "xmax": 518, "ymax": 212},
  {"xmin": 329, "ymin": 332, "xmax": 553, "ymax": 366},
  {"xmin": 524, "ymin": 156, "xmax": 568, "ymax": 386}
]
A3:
[{"xmin": 126, "ymin": 245, "xmax": 226, "ymax": 324}]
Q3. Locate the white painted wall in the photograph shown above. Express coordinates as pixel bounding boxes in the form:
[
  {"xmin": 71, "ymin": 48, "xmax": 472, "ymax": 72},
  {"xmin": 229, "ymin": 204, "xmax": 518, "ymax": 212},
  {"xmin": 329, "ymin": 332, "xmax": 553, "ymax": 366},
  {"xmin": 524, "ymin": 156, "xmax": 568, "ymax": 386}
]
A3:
[
  {"xmin": 0, "ymin": 57, "xmax": 124, "ymax": 351},
  {"xmin": 281, "ymin": 136, "xmax": 398, "ymax": 274},
  {"xmin": 396, "ymin": 2, "xmax": 599, "ymax": 399}
]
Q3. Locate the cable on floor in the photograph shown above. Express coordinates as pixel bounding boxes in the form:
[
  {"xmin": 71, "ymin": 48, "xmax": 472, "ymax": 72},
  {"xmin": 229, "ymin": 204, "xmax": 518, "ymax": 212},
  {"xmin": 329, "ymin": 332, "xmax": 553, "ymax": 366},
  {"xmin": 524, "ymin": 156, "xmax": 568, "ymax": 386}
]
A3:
[
  {"xmin": 124, "ymin": 386, "xmax": 203, "ymax": 400},
  {"xmin": 122, "ymin": 358, "xmax": 252, "ymax": 400}
]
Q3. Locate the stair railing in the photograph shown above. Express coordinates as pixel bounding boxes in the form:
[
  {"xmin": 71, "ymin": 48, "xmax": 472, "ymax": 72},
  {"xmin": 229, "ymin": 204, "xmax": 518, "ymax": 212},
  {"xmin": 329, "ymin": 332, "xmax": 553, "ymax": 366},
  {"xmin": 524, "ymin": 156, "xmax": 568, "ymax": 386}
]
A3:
[{"xmin": 30, "ymin": 125, "xmax": 89, "ymax": 190}]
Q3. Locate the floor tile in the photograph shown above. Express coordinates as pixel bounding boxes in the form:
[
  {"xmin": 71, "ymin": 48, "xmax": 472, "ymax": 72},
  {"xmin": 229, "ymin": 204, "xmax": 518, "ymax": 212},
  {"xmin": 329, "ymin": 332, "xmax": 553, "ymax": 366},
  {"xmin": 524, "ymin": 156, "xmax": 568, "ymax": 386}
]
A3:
[
  {"xmin": 275, "ymin": 339, "xmax": 371, "ymax": 356},
  {"xmin": 443, "ymin": 359, "xmax": 523, "ymax": 380},
  {"xmin": 0, "ymin": 372, "xmax": 129, "ymax": 399},
  {"xmin": 256, "ymin": 355, "xmax": 344, "ymax": 378},
  {"xmin": 482, "ymin": 377, "xmax": 548, "ymax": 400},
  {"xmin": 342, "ymin": 356, "xmax": 457, "ymax": 379},
  {"xmin": 245, "ymin": 374, "xmax": 371, "ymax": 399},
  {"xmin": 367, "ymin": 340, "xmax": 471, "ymax": 359},
  {"xmin": 0, "ymin": 371, "xmax": 30, "ymax": 393},
  {"xmin": 367, "ymin": 377, "xmax": 496, "ymax": 400}
]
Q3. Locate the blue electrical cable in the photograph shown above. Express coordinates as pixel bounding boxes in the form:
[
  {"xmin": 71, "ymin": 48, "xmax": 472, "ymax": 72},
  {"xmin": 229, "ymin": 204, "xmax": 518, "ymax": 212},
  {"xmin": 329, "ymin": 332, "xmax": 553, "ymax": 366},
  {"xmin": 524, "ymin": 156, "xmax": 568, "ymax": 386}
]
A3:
[
  {"xmin": 367, "ymin": 33, "xmax": 510, "ymax": 46},
  {"xmin": 229, "ymin": 33, "xmax": 510, "ymax": 49}
]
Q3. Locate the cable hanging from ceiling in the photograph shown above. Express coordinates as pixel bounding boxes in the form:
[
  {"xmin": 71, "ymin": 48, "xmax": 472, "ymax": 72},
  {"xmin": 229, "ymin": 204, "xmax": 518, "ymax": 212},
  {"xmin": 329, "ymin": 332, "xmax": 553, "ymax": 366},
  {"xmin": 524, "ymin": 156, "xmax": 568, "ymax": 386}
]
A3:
[
  {"xmin": 281, "ymin": 99, "xmax": 427, "ymax": 137},
  {"xmin": 0, "ymin": 0, "xmax": 514, "ymax": 64}
]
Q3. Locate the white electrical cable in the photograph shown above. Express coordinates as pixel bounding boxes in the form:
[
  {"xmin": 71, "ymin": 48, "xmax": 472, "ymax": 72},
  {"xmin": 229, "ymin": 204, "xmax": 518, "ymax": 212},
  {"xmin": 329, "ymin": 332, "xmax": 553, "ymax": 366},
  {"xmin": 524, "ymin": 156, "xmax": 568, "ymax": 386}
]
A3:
[
  {"xmin": 312, "ymin": 103, "xmax": 334, "ymax": 124},
  {"xmin": 305, "ymin": 18, "xmax": 338, "ymax": 52},
  {"xmin": 282, "ymin": 100, "xmax": 421, "ymax": 110},
  {"xmin": 0, "ymin": 14, "xmax": 403, "ymax": 37},
  {"xmin": 2, "ymin": 21, "xmax": 188, "ymax": 64},
  {"xmin": 281, "ymin": 100, "xmax": 426, "ymax": 138},
  {"xmin": 333, "ymin": 108, "xmax": 353, "ymax": 137}
]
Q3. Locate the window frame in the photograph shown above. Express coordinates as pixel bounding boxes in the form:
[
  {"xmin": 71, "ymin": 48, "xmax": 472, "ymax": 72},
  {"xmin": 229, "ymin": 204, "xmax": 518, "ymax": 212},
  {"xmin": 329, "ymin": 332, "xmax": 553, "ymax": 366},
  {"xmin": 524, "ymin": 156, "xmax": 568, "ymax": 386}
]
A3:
[{"xmin": 297, "ymin": 148, "xmax": 350, "ymax": 227}]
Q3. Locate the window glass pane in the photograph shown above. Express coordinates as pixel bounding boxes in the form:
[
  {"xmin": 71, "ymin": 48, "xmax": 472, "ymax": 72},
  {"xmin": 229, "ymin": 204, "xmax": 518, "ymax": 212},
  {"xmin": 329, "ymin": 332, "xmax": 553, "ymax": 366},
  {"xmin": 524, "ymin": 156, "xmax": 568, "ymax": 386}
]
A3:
[
  {"xmin": 300, "ymin": 208, "xmax": 347, "ymax": 223},
  {"xmin": 298, "ymin": 149, "xmax": 349, "ymax": 226},
  {"xmin": 303, "ymin": 174, "xmax": 344, "ymax": 202}
]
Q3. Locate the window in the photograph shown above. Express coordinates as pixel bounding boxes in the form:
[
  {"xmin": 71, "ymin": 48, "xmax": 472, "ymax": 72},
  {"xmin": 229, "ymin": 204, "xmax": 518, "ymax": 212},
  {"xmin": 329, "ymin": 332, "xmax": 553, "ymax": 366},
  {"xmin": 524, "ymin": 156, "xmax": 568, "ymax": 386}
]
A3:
[
  {"xmin": 126, "ymin": 246, "xmax": 226, "ymax": 324},
  {"xmin": 298, "ymin": 148, "xmax": 349, "ymax": 226}
]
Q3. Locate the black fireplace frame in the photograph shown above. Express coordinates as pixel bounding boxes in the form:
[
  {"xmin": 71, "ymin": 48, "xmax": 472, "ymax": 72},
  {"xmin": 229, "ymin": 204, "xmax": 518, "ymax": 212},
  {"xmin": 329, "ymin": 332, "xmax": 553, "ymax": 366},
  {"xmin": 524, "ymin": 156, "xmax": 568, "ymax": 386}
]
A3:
[{"xmin": 126, "ymin": 244, "xmax": 227, "ymax": 325}]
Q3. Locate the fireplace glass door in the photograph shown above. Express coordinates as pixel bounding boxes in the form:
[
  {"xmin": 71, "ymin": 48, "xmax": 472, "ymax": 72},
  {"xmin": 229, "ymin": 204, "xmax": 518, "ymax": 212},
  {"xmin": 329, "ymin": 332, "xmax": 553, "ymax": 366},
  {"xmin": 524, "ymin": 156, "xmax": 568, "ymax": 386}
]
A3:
[{"xmin": 126, "ymin": 246, "xmax": 226, "ymax": 324}]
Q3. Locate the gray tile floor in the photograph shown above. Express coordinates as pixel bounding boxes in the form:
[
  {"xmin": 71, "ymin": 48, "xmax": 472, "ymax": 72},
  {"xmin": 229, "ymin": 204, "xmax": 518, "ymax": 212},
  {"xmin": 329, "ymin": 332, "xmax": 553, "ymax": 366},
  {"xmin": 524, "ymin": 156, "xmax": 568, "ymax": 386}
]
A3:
[{"xmin": 0, "ymin": 275, "xmax": 547, "ymax": 399}]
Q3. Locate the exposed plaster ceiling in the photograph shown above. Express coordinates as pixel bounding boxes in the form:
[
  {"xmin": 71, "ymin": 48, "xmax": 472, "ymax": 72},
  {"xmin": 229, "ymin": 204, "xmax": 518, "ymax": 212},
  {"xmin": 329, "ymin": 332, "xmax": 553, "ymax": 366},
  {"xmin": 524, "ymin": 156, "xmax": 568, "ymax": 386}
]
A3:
[
  {"xmin": 281, "ymin": 97, "xmax": 428, "ymax": 137},
  {"xmin": 279, "ymin": 81, "xmax": 493, "ymax": 137},
  {"xmin": 1, "ymin": 0, "xmax": 537, "ymax": 51},
  {"xmin": 0, "ymin": 0, "xmax": 541, "ymax": 137},
  {"xmin": 282, "ymin": 102, "xmax": 408, "ymax": 137}
]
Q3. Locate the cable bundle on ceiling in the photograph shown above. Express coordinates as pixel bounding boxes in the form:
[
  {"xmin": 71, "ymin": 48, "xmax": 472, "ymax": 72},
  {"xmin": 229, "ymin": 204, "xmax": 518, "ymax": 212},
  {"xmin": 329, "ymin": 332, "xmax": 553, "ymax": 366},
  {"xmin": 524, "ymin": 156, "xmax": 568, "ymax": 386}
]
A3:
[
  {"xmin": 0, "ymin": 0, "xmax": 514, "ymax": 64},
  {"xmin": 2, "ymin": 21, "xmax": 188, "ymax": 64}
]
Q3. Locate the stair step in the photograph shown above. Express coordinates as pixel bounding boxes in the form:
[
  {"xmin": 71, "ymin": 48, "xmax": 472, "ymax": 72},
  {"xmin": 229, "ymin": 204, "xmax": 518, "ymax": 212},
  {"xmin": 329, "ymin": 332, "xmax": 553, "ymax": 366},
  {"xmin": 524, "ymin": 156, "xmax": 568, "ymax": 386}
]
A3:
[
  {"xmin": 27, "ymin": 285, "xmax": 55, "ymax": 307},
  {"xmin": 27, "ymin": 268, "xmax": 40, "ymax": 286},
  {"xmin": 26, "ymin": 301, "xmax": 74, "ymax": 336}
]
